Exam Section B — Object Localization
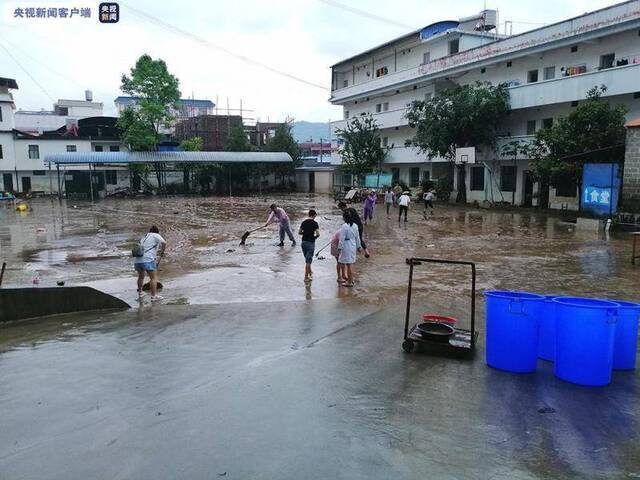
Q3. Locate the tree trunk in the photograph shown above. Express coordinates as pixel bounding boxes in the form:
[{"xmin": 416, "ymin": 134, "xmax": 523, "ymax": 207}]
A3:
[
  {"xmin": 456, "ymin": 164, "xmax": 467, "ymax": 203},
  {"xmin": 183, "ymin": 167, "xmax": 190, "ymax": 192}
]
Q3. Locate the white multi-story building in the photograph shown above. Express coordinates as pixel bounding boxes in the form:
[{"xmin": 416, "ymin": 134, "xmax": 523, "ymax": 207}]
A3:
[
  {"xmin": 0, "ymin": 77, "xmax": 128, "ymax": 195},
  {"xmin": 14, "ymin": 91, "xmax": 104, "ymax": 134},
  {"xmin": 329, "ymin": 1, "xmax": 640, "ymax": 208}
]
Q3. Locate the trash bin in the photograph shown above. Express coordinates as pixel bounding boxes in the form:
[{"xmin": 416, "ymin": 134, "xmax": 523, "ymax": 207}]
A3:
[
  {"xmin": 611, "ymin": 300, "xmax": 640, "ymax": 370},
  {"xmin": 538, "ymin": 295, "xmax": 558, "ymax": 362},
  {"xmin": 485, "ymin": 291, "xmax": 545, "ymax": 373},
  {"xmin": 553, "ymin": 297, "xmax": 618, "ymax": 386}
]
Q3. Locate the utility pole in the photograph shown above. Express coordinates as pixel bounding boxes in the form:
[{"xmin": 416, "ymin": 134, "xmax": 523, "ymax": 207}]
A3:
[{"xmin": 319, "ymin": 138, "xmax": 323, "ymax": 163}]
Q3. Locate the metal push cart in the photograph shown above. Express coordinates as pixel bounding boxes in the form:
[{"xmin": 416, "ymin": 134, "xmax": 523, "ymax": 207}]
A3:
[{"xmin": 402, "ymin": 258, "xmax": 478, "ymax": 357}]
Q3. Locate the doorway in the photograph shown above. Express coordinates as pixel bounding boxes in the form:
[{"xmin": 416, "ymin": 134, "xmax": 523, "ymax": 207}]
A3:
[
  {"xmin": 309, "ymin": 172, "xmax": 315, "ymax": 193},
  {"xmin": 3, "ymin": 173, "xmax": 13, "ymax": 192},
  {"xmin": 523, "ymin": 171, "xmax": 534, "ymax": 207},
  {"xmin": 21, "ymin": 176, "xmax": 31, "ymax": 192}
]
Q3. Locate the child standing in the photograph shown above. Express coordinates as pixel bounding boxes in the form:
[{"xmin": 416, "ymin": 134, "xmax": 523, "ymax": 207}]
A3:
[
  {"xmin": 298, "ymin": 209, "xmax": 320, "ymax": 283},
  {"xmin": 337, "ymin": 211, "xmax": 361, "ymax": 287},
  {"xmin": 330, "ymin": 228, "xmax": 344, "ymax": 283},
  {"xmin": 363, "ymin": 191, "xmax": 376, "ymax": 224}
]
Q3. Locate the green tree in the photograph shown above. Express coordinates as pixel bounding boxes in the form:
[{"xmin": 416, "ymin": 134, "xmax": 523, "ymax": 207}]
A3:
[
  {"xmin": 530, "ymin": 85, "xmax": 627, "ymax": 209},
  {"xmin": 266, "ymin": 123, "xmax": 301, "ymax": 187},
  {"xmin": 336, "ymin": 115, "xmax": 386, "ymax": 184},
  {"xmin": 117, "ymin": 54, "xmax": 181, "ymax": 189},
  {"xmin": 406, "ymin": 81, "xmax": 510, "ymax": 202},
  {"xmin": 177, "ymin": 136, "xmax": 203, "ymax": 192}
]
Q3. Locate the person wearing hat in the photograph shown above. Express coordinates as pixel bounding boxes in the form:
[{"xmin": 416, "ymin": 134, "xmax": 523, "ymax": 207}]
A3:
[{"xmin": 397, "ymin": 191, "xmax": 411, "ymax": 222}]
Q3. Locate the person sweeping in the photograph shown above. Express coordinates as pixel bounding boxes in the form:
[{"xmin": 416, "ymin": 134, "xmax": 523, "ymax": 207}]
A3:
[
  {"xmin": 265, "ymin": 203, "xmax": 296, "ymax": 247},
  {"xmin": 298, "ymin": 209, "xmax": 320, "ymax": 283}
]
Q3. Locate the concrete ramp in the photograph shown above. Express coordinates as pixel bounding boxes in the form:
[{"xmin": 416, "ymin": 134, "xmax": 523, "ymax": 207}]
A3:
[{"xmin": 0, "ymin": 287, "xmax": 129, "ymax": 322}]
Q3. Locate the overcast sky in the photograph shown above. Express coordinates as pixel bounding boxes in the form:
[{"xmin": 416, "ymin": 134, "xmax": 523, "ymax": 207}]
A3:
[{"xmin": 0, "ymin": 0, "xmax": 620, "ymax": 123}]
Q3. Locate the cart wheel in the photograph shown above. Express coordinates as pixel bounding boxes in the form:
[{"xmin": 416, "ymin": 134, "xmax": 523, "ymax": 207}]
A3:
[{"xmin": 402, "ymin": 339, "xmax": 414, "ymax": 353}]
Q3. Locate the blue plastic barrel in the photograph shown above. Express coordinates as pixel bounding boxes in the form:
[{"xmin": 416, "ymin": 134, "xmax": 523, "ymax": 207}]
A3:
[
  {"xmin": 553, "ymin": 297, "xmax": 618, "ymax": 386},
  {"xmin": 611, "ymin": 300, "xmax": 640, "ymax": 370},
  {"xmin": 485, "ymin": 291, "xmax": 545, "ymax": 373},
  {"xmin": 538, "ymin": 295, "xmax": 558, "ymax": 361}
]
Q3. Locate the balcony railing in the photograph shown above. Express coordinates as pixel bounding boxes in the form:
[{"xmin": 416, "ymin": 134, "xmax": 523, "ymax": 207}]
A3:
[{"xmin": 504, "ymin": 62, "xmax": 640, "ymax": 110}]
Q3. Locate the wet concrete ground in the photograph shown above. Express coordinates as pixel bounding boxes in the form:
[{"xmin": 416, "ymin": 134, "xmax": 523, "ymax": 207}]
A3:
[
  {"xmin": 1, "ymin": 300, "xmax": 639, "ymax": 479},
  {"xmin": 2, "ymin": 195, "xmax": 640, "ymax": 478}
]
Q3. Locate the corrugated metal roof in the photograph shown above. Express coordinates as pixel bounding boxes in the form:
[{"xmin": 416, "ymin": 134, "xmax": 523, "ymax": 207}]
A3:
[{"xmin": 45, "ymin": 151, "xmax": 293, "ymax": 165}]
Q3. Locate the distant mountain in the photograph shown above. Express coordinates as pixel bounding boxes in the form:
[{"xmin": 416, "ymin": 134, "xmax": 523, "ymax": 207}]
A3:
[{"xmin": 291, "ymin": 121, "xmax": 331, "ymax": 143}]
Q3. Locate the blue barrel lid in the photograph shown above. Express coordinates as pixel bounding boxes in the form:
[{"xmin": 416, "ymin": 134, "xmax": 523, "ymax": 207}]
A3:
[
  {"xmin": 552, "ymin": 297, "xmax": 619, "ymax": 309},
  {"xmin": 484, "ymin": 291, "xmax": 545, "ymax": 301},
  {"xmin": 611, "ymin": 300, "xmax": 640, "ymax": 309}
]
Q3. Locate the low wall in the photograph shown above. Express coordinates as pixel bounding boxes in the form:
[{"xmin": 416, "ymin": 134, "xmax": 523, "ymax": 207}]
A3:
[{"xmin": 0, "ymin": 286, "xmax": 130, "ymax": 322}]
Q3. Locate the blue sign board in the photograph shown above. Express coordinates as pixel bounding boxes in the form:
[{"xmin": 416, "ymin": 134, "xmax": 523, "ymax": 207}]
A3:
[{"xmin": 581, "ymin": 163, "xmax": 620, "ymax": 217}]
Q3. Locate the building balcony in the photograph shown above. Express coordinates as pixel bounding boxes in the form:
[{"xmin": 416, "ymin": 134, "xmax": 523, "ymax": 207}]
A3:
[
  {"xmin": 331, "ymin": 108, "xmax": 410, "ymax": 134},
  {"xmin": 508, "ymin": 62, "xmax": 640, "ymax": 110}
]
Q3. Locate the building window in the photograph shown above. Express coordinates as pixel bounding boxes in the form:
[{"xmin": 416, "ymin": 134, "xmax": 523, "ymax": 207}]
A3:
[
  {"xmin": 423, "ymin": 52, "xmax": 430, "ymax": 64},
  {"xmin": 634, "ymin": 92, "xmax": 640, "ymax": 99},
  {"xmin": 66, "ymin": 145, "xmax": 77, "ymax": 152},
  {"xmin": 383, "ymin": 102, "xmax": 389, "ymax": 112},
  {"xmin": 376, "ymin": 103, "xmax": 382, "ymax": 113},
  {"xmin": 0, "ymin": 106, "xmax": 2, "ymax": 122},
  {"xmin": 344, "ymin": 110, "xmax": 350, "ymax": 120},
  {"xmin": 422, "ymin": 170, "xmax": 430, "ymax": 181},
  {"xmin": 105, "ymin": 170, "xmax": 118, "ymax": 185},
  {"xmin": 570, "ymin": 45, "xmax": 578, "ymax": 53},
  {"xmin": 500, "ymin": 166, "xmax": 517, "ymax": 192},
  {"xmin": 28, "ymin": 145, "xmax": 39, "ymax": 159},
  {"xmin": 94, "ymin": 145, "xmax": 103, "ymax": 152},
  {"xmin": 32, "ymin": 170, "xmax": 46, "ymax": 176},
  {"xmin": 470, "ymin": 166, "xmax": 485, "ymax": 191},
  {"xmin": 375, "ymin": 66, "xmax": 388, "ymax": 77},
  {"xmin": 0, "ymin": 145, "xmax": 3, "ymax": 159},
  {"xmin": 555, "ymin": 176, "xmax": 577, "ymax": 197},
  {"xmin": 449, "ymin": 39, "xmax": 459, "ymax": 55},
  {"xmin": 57, "ymin": 106, "xmax": 69, "ymax": 115},
  {"xmin": 425, "ymin": 92, "xmax": 433, "ymax": 101},
  {"xmin": 506, "ymin": 61, "xmax": 512, "ymax": 68},
  {"xmin": 526, "ymin": 120, "xmax": 537, "ymax": 135},
  {"xmin": 599, "ymin": 53, "xmax": 615, "ymax": 70},
  {"xmin": 481, "ymin": 68, "xmax": 486, "ymax": 74},
  {"xmin": 381, "ymin": 137, "xmax": 388, "ymax": 147},
  {"xmin": 110, "ymin": 145, "xmax": 120, "ymax": 152},
  {"xmin": 542, "ymin": 118, "xmax": 553, "ymax": 129},
  {"xmin": 391, "ymin": 168, "xmax": 400, "ymax": 183},
  {"xmin": 410, "ymin": 167, "xmax": 420, "ymax": 187},
  {"xmin": 343, "ymin": 79, "xmax": 349, "ymax": 88},
  {"xmin": 543, "ymin": 66, "xmax": 555, "ymax": 80},
  {"xmin": 527, "ymin": 69, "xmax": 539, "ymax": 83}
]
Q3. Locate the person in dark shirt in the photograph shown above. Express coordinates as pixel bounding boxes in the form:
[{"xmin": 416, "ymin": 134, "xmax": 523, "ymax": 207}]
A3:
[
  {"xmin": 338, "ymin": 201, "xmax": 370, "ymax": 258},
  {"xmin": 298, "ymin": 209, "xmax": 320, "ymax": 283}
]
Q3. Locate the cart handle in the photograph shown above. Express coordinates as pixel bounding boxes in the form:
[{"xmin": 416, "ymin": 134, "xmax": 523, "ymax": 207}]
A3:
[{"xmin": 404, "ymin": 257, "xmax": 477, "ymax": 349}]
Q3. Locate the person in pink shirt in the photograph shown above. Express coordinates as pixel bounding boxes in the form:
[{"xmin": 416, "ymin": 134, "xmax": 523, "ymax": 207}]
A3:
[
  {"xmin": 330, "ymin": 228, "xmax": 346, "ymax": 283},
  {"xmin": 265, "ymin": 203, "xmax": 296, "ymax": 247}
]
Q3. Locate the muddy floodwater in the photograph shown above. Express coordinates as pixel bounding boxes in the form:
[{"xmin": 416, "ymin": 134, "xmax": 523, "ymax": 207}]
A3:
[{"xmin": 1, "ymin": 194, "xmax": 639, "ymax": 307}]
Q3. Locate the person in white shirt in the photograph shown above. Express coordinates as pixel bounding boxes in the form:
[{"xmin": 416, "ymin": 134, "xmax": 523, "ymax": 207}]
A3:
[
  {"xmin": 134, "ymin": 225, "xmax": 166, "ymax": 301},
  {"xmin": 398, "ymin": 191, "xmax": 411, "ymax": 222},
  {"xmin": 423, "ymin": 189, "xmax": 435, "ymax": 215}
]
